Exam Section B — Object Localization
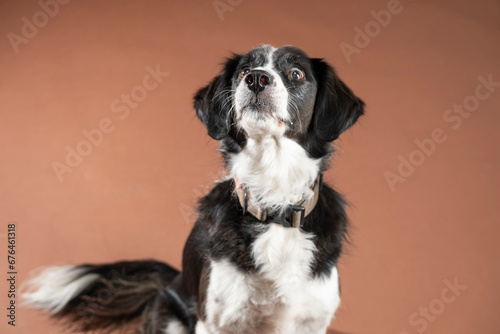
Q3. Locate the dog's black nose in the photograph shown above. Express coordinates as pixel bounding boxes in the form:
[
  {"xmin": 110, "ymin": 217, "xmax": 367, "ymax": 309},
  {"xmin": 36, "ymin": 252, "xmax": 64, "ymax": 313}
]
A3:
[{"xmin": 245, "ymin": 70, "xmax": 272, "ymax": 94}]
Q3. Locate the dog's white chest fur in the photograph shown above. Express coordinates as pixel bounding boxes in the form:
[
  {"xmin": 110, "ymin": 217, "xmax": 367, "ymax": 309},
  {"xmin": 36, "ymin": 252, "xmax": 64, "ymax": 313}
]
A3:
[
  {"xmin": 197, "ymin": 224, "xmax": 340, "ymax": 334},
  {"xmin": 230, "ymin": 135, "xmax": 321, "ymax": 211}
]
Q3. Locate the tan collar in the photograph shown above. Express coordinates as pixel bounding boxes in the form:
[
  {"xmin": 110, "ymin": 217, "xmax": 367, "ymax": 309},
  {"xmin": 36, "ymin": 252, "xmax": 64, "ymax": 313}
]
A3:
[{"xmin": 234, "ymin": 174, "xmax": 323, "ymax": 228}]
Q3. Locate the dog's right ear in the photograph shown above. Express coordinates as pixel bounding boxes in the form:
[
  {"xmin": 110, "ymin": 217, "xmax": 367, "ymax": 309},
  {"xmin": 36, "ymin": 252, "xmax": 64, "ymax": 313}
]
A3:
[{"xmin": 194, "ymin": 54, "xmax": 242, "ymax": 140}]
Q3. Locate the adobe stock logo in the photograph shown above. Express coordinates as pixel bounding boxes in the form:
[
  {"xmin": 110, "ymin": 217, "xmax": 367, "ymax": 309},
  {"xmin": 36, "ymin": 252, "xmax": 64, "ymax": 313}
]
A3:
[
  {"xmin": 7, "ymin": 0, "xmax": 72, "ymax": 54},
  {"xmin": 213, "ymin": 0, "xmax": 243, "ymax": 21},
  {"xmin": 384, "ymin": 73, "xmax": 499, "ymax": 192},
  {"xmin": 399, "ymin": 277, "xmax": 467, "ymax": 334},
  {"xmin": 339, "ymin": 0, "xmax": 414, "ymax": 64},
  {"xmin": 51, "ymin": 65, "xmax": 169, "ymax": 182}
]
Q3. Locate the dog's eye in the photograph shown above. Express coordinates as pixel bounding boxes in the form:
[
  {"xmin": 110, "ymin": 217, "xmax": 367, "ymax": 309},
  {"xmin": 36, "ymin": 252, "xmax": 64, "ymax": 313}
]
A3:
[
  {"xmin": 290, "ymin": 69, "xmax": 304, "ymax": 80},
  {"xmin": 239, "ymin": 68, "xmax": 250, "ymax": 78}
]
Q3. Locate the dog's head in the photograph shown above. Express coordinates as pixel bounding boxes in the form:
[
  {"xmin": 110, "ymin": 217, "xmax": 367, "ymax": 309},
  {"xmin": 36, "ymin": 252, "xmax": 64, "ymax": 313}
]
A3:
[{"xmin": 194, "ymin": 45, "xmax": 364, "ymax": 157}]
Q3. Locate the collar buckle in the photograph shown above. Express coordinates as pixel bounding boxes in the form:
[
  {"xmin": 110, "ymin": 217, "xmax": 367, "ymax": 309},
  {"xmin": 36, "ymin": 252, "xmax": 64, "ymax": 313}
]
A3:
[
  {"xmin": 265, "ymin": 205, "xmax": 305, "ymax": 228},
  {"xmin": 291, "ymin": 205, "xmax": 305, "ymax": 228}
]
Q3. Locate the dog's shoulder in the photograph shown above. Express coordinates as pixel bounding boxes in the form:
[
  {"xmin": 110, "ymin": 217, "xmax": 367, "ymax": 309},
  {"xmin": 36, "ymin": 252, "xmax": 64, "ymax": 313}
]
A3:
[{"xmin": 195, "ymin": 179, "xmax": 262, "ymax": 272}]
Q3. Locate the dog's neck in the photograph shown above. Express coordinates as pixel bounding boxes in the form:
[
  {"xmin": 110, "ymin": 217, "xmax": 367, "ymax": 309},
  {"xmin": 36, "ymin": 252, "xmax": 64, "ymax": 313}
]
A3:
[{"xmin": 229, "ymin": 134, "xmax": 321, "ymax": 212}]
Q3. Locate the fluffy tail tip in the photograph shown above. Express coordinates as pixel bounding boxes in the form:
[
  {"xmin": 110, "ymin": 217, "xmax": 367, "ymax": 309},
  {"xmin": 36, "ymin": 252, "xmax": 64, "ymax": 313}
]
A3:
[{"xmin": 21, "ymin": 265, "xmax": 100, "ymax": 314}]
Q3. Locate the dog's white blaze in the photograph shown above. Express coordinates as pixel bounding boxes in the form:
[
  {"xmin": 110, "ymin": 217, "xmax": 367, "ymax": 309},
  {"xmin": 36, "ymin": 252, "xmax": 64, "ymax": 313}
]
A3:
[
  {"xmin": 203, "ymin": 224, "xmax": 340, "ymax": 333},
  {"xmin": 259, "ymin": 47, "xmax": 290, "ymax": 122},
  {"xmin": 230, "ymin": 135, "xmax": 320, "ymax": 211},
  {"xmin": 234, "ymin": 46, "xmax": 290, "ymax": 138},
  {"xmin": 21, "ymin": 265, "xmax": 99, "ymax": 313}
]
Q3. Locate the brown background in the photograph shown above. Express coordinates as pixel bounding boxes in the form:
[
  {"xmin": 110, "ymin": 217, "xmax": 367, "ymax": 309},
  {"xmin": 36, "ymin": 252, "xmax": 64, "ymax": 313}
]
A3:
[{"xmin": 1, "ymin": 0, "xmax": 499, "ymax": 333}]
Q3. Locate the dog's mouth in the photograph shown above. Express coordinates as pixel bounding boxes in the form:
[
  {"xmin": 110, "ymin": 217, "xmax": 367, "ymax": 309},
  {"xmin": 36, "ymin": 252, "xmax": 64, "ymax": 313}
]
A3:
[
  {"xmin": 236, "ymin": 105, "xmax": 291, "ymax": 133},
  {"xmin": 243, "ymin": 95, "xmax": 272, "ymax": 111},
  {"xmin": 239, "ymin": 100, "xmax": 271, "ymax": 119},
  {"xmin": 239, "ymin": 102, "xmax": 286, "ymax": 121},
  {"xmin": 234, "ymin": 88, "xmax": 292, "ymax": 134}
]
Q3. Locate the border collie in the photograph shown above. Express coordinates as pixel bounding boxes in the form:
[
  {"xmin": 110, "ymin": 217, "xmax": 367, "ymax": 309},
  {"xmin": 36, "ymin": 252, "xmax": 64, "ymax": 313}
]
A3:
[{"xmin": 22, "ymin": 45, "xmax": 364, "ymax": 334}]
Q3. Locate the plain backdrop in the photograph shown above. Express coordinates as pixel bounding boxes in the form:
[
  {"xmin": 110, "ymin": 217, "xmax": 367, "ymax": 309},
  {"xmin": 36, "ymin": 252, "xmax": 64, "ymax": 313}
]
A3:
[{"xmin": 1, "ymin": 1, "xmax": 499, "ymax": 333}]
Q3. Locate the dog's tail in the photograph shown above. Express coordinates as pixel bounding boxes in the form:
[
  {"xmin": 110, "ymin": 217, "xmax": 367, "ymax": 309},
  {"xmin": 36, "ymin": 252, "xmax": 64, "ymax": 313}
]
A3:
[{"xmin": 22, "ymin": 260, "xmax": 193, "ymax": 333}]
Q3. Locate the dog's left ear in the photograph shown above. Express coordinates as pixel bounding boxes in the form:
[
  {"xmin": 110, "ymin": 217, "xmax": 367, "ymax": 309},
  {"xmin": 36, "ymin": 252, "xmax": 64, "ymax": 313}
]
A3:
[
  {"xmin": 194, "ymin": 54, "xmax": 242, "ymax": 140},
  {"xmin": 311, "ymin": 59, "xmax": 365, "ymax": 142}
]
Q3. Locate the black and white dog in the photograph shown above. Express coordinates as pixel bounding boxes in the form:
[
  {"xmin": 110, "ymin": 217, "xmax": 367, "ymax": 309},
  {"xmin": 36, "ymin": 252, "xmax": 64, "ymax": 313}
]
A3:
[{"xmin": 23, "ymin": 45, "xmax": 364, "ymax": 334}]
